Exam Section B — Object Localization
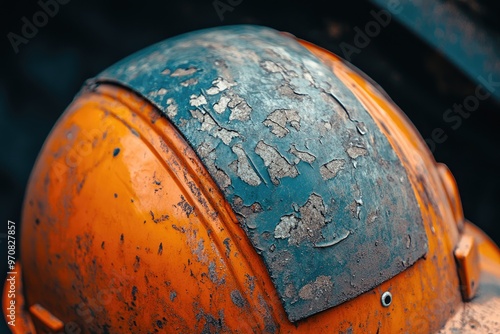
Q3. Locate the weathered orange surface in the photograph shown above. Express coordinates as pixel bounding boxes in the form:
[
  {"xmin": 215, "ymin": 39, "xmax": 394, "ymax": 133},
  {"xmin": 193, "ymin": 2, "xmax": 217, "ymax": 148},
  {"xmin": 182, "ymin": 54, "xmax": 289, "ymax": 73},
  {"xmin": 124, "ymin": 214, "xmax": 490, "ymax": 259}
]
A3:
[{"xmin": 4, "ymin": 41, "xmax": 500, "ymax": 333}]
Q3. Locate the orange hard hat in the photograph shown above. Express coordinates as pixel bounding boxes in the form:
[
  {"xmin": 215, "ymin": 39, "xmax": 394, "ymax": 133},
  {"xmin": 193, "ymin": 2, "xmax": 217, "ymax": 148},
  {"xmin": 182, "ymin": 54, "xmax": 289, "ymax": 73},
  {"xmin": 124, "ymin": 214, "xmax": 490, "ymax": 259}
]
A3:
[{"xmin": 4, "ymin": 25, "xmax": 500, "ymax": 333}]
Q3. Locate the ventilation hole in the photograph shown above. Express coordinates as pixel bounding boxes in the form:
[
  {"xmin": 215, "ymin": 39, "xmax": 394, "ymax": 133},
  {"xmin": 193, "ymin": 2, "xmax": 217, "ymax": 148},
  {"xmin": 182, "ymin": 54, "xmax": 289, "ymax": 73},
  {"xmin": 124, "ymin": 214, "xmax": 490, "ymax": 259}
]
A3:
[{"xmin": 381, "ymin": 291, "xmax": 392, "ymax": 307}]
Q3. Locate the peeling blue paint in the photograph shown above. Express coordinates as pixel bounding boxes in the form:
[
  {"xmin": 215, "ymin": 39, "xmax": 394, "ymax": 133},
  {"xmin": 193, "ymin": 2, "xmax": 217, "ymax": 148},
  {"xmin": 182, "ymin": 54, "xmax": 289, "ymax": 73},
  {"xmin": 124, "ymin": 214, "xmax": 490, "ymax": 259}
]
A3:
[{"xmin": 97, "ymin": 25, "xmax": 428, "ymax": 322}]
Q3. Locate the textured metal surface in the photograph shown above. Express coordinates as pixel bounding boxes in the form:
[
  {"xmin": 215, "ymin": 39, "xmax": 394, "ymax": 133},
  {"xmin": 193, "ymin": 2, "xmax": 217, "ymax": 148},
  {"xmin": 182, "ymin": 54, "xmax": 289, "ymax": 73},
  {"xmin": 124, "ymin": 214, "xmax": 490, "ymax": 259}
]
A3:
[{"xmin": 97, "ymin": 25, "xmax": 428, "ymax": 321}]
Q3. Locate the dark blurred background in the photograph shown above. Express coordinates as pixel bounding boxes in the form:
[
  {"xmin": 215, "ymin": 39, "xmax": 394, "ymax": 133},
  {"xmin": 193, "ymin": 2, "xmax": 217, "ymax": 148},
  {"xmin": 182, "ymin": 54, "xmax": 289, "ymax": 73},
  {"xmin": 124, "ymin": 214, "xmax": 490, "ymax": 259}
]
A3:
[{"xmin": 1, "ymin": 0, "xmax": 499, "ymax": 332}]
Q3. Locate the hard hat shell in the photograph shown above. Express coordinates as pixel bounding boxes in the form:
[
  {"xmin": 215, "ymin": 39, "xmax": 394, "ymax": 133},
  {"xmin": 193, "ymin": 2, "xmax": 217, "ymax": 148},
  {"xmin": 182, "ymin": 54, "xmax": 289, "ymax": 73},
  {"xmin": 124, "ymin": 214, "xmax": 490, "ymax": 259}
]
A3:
[{"xmin": 4, "ymin": 25, "xmax": 500, "ymax": 333}]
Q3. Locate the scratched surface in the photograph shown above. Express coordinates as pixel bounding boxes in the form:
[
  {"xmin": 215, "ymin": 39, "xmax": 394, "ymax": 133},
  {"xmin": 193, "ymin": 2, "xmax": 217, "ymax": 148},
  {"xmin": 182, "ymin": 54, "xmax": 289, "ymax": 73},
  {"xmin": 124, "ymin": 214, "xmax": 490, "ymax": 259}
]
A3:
[{"xmin": 98, "ymin": 25, "xmax": 428, "ymax": 321}]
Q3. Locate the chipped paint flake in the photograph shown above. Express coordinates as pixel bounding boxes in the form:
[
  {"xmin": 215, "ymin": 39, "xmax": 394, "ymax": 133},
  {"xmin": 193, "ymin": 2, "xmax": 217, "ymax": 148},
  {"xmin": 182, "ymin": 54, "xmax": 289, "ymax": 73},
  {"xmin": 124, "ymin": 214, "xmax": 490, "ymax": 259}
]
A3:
[
  {"xmin": 278, "ymin": 84, "xmax": 304, "ymax": 100},
  {"xmin": 197, "ymin": 142, "xmax": 231, "ymax": 189},
  {"xmin": 260, "ymin": 60, "xmax": 284, "ymax": 73},
  {"xmin": 255, "ymin": 141, "xmax": 298, "ymax": 185},
  {"xmin": 180, "ymin": 78, "xmax": 198, "ymax": 87},
  {"xmin": 227, "ymin": 91, "xmax": 252, "ymax": 121},
  {"xmin": 289, "ymin": 145, "xmax": 316, "ymax": 164},
  {"xmin": 263, "ymin": 109, "xmax": 301, "ymax": 138},
  {"xmin": 148, "ymin": 88, "xmax": 168, "ymax": 97},
  {"xmin": 171, "ymin": 67, "xmax": 197, "ymax": 77},
  {"xmin": 190, "ymin": 109, "xmax": 215, "ymax": 131},
  {"xmin": 291, "ymin": 194, "xmax": 327, "ymax": 245},
  {"xmin": 347, "ymin": 146, "xmax": 368, "ymax": 159},
  {"xmin": 231, "ymin": 144, "xmax": 262, "ymax": 186},
  {"xmin": 190, "ymin": 94, "xmax": 207, "ymax": 108},
  {"xmin": 356, "ymin": 122, "xmax": 367, "ymax": 135},
  {"xmin": 206, "ymin": 77, "xmax": 236, "ymax": 95},
  {"xmin": 232, "ymin": 196, "xmax": 263, "ymax": 229},
  {"xmin": 213, "ymin": 94, "xmax": 231, "ymax": 114},
  {"xmin": 166, "ymin": 98, "xmax": 178, "ymax": 118},
  {"xmin": 320, "ymin": 159, "xmax": 346, "ymax": 180},
  {"xmin": 274, "ymin": 215, "xmax": 299, "ymax": 239},
  {"xmin": 274, "ymin": 194, "xmax": 327, "ymax": 246},
  {"xmin": 349, "ymin": 198, "xmax": 363, "ymax": 219},
  {"xmin": 191, "ymin": 110, "xmax": 239, "ymax": 145},
  {"xmin": 214, "ymin": 128, "xmax": 239, "ymax": 145}
]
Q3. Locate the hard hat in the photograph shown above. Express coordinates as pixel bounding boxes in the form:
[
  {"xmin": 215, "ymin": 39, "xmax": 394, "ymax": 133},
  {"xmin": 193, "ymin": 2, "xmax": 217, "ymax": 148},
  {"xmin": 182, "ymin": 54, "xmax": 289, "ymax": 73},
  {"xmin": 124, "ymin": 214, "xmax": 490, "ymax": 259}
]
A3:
[{"xmin": 4, "ymin": 25, "xmax": 500, "ymax": 333}]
